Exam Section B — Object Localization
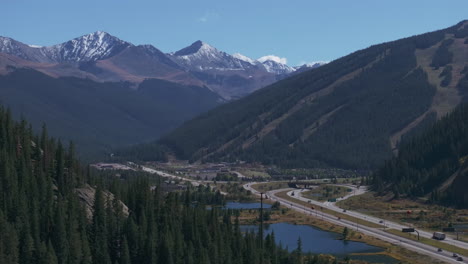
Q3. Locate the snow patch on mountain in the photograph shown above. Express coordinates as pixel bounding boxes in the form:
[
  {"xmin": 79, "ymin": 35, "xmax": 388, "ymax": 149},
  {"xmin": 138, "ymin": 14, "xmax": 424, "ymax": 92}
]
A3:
[
  {"xmin": 291, "ymin": 61, "xmax": 328, "ymax": 75},
  {"xmin": 28, "ymin": 44, "xmax": 42, "ymax": 48},
  {"xmin": 232, "ymin": 53, "xmax": 256, "ymax": 65},
  {"xmin": 298, "ymin": 61, "xmax": 329, "ymax": 68},
  {"xmin": 257, "ymin": 55, "xmax": 288, "ymax": 65},
  {"xmin": 0, "ymin": 37, "xmax": 23, "ymax": 54}
]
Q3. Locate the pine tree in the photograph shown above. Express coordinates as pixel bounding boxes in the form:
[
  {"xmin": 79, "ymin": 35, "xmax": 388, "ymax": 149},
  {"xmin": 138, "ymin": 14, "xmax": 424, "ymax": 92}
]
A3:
[
  {"xmin": 55, "ymin": 141, "xmax": 66, "ymax": 195},
  {"xmin": 120, "ymin": 236, "xmax": 131, "ymax": 264},
  {"xmin": 52, "ymin": 201, "xmax": 69, "ymax": 264},
  {"xmin": 91, "ymin": 187, "xmax": 111, "ymax": 264},
  {"xmin": 295, "ymin": 237, "xmax": 303, "ymax": 264},
  {"xmin": 342, "ymin": 227, "xmax": 349, "ymax": 240},
  {"xmin": 45, "ymin": 240, "xmax": 58, "ymax": 264}
]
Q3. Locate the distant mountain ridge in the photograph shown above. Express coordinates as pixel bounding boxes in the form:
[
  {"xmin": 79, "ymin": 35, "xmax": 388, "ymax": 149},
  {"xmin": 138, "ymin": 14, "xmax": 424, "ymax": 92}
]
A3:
[
  {"xmin": 0, "ymin": 31, "xmax": 131, "ymax": 63},
  {"xmin": 0, "ymin": 32, "xmax": 325, "ymax": 99},
  {"xmin": 0, "ymin": 31, "xmax": 326, "ymax": 157},
  {"xmin": 0, "ymin": 68, "xmax": 223, "ymax": 159}
]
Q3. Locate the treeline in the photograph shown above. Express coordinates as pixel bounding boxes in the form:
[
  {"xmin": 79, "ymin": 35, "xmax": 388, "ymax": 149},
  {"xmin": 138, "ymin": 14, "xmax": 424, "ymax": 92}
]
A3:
[
  {"xmin": 372, "ymin": 103, "xmax": 468, "ymax": 207},
  {"xmin": 0, "ymin": 107, "xmax": 341, "ymax": 263}
]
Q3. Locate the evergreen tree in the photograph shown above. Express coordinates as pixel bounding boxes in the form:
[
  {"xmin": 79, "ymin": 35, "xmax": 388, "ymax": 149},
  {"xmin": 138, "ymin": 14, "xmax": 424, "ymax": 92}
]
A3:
[
  {"xmin": 91, "ymin": 187, "xmax": 111, "ymax": 264},
  {"xmin": 0, "ymin": 106, "xmax": 338, "ymax": 264},
  {"xmin": 120, "ymin": 237, "xmax": 131, "ymax": 264},
  {"xmin": 52, "ymin": 202, "xmax": 69, "ymax": 264}
]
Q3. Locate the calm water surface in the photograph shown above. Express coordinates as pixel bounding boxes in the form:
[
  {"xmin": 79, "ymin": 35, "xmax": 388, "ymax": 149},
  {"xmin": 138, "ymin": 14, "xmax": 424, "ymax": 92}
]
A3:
[{"xmin": 241, "ymin": 222, "xmax": 398, "ymax": 264}]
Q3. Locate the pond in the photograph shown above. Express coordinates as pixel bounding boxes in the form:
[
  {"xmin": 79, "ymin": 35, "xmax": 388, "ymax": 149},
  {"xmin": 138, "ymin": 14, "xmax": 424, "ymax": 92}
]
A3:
[{"xmin": 241, "ymin": 222, "xmax": 398, "ymax": 264}]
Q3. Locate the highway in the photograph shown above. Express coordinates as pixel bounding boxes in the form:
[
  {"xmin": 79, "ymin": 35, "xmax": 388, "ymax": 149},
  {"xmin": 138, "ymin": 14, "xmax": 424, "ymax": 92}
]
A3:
[
  {"xmin": 137, "ymin": 165, "xmax": 468, "ymax": 263},
  {"xmin": 244, "ymin": 182, "xmax": 468, "ymax": 264},
  {"xmin": 291, "ymin": 188, "xmax": 468, "ymax": 249}
]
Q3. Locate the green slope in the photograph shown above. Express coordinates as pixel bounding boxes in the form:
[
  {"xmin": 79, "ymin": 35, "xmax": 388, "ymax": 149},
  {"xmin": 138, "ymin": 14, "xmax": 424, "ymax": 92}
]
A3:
[
  {"xmin": 0, "ymin": 69, "xmax": 221, "ymax": 159},
  {"xmin": 373, "ymin": 103, "xmax": 468, "ymax": 207},
  {"xmin": 154, "ymin": 21, "xmax": 468, "ymax": 169}
]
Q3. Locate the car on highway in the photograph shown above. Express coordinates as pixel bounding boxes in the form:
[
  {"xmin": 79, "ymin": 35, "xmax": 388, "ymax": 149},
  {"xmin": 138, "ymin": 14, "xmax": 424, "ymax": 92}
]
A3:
[
  {"xmin": 457, "ymin": 256, "xmax": 463, "ymax": 261},
  {"xmin": 437, "ymin": 248, "xmax": 443, "ymax": 252},
  {"xmin": 453, "ymin": 253, "xmax": 459, "ymax": 258}
]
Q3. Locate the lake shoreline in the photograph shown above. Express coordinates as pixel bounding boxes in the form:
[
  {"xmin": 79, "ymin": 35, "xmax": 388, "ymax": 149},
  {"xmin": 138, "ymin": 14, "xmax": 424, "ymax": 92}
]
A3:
[{"xmin": 233, "ymin": 201, "xmax": 444, "ymax": 264}]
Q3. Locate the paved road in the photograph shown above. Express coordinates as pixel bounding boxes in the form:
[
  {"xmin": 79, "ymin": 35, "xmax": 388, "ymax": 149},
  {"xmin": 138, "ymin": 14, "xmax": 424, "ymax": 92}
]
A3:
[
  {"xmin": 291, "ymin": 187, "xmax": 468, "ymax": 250},
  {"xmin": 244, "ymin": 182, "xmax": 468, "ymax": 264},
  {"xmin": 134, "ymin": 168, "xmax": 468, "ymax": 263}
]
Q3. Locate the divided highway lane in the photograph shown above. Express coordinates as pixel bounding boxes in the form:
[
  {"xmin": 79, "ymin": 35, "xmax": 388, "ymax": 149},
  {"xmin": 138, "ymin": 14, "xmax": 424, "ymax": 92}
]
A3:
[
  {"xmin": 291, "ymin": 188, "xmax": 468, "ymax": 250},
  {"xmin": 243, "ymin": 183, "xmax": 467, "ymax": 264}
]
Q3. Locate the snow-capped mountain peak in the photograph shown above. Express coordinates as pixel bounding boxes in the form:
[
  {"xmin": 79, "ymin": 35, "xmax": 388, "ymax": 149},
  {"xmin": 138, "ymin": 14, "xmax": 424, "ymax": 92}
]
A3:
[
  {"xmin": 41, "ymin": 31, "xmax": 132, "ymax": 63},
  {"xmin": 256, "ymin": 55, "xmax": 295, "ymax": 74},
  {"xmin": 0, "ymin": 36, "xmax": 48, "ymax": 62},
  {"xmin": 170, "ymin": 40, "xmax": 256, "ymax": 71},
  {"xmin": 0, "ymin": 36, "xmax": 25, "ymax": 54},
  {"xmin": 173, "ymin": 40, "xmax": 217, "ymax": 57}
]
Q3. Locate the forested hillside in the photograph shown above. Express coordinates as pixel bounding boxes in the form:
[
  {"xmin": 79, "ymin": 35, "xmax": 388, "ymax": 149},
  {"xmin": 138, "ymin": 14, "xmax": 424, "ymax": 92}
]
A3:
[
  {"xmin": 373, "ymin": 103, "xmax": 468, "ymax": 207},
  {"xmin": 0, "ymin": 69, "xmax": 221, "ymax": 159},
  {"xmin": 142, "ymin": 20, "xmax": 468, "ymax": 169},
  {"xmin": 0, "ymin": 107, "xmax": 337, "ymax": 264}
]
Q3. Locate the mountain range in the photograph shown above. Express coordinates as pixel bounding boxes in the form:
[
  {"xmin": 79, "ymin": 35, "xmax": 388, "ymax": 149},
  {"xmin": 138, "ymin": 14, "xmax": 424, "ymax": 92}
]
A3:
[
  {"xmin": 0, "ymin": 31, "xmax": 325, "ymax": 158},
  {"xmin": 0, "ymin": 31, "xmax": 325, "ymax": 99},
  {"xmin": 151, "ymin": 20, "xmax": 468, "ymax": 169}
]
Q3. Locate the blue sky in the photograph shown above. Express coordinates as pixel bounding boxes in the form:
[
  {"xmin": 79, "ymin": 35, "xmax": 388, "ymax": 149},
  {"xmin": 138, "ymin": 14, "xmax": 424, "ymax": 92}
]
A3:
[{"xmin": 2, "ymin": 0, "xmax": 467, "ymax": 66}]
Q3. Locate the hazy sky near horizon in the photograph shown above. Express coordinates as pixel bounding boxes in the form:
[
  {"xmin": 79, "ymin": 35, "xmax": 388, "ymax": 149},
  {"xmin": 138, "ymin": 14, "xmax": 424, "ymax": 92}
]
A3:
[{"xmin": 2, "ymin": 0, "xmax": 467, "ymax": 66}]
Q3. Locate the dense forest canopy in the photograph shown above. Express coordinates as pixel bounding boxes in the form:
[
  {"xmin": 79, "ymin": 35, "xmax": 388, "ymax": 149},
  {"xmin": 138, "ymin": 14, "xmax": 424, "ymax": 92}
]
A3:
[
  {"xmin": 0, "ymin": 106, "xmax": 340, "ymax": 264},
  {"xmin": 373, "ymin": 103, "xmax": 468, "ymax": 207}
]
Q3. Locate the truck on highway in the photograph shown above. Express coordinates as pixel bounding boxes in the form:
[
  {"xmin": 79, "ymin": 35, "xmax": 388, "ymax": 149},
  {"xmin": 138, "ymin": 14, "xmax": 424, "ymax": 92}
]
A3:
[{"xmin": 433, "ymin": 232, "xmax": 446, "ymax": 240}]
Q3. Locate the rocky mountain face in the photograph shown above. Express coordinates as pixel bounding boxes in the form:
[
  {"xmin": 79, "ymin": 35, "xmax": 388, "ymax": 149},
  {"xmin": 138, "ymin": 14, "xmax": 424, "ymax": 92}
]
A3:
[{"xmin": 0, "ymin": 32, "xmax": 324, "ymax": 99}]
